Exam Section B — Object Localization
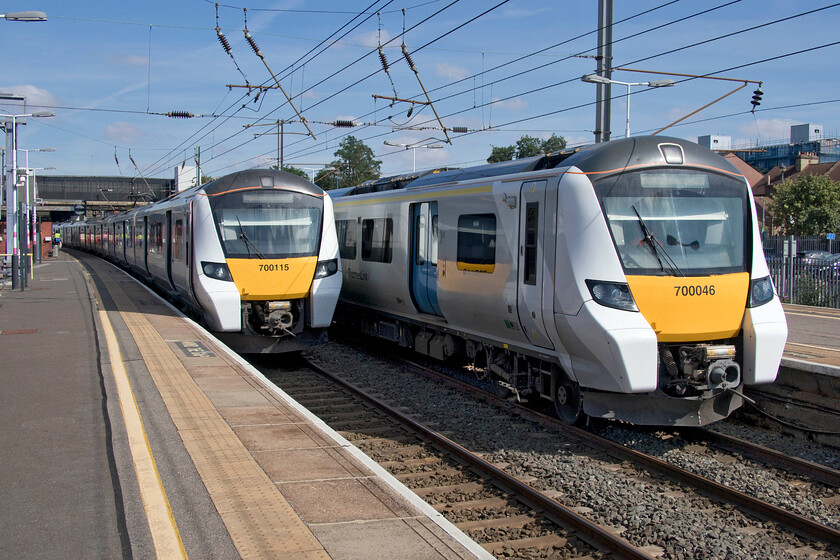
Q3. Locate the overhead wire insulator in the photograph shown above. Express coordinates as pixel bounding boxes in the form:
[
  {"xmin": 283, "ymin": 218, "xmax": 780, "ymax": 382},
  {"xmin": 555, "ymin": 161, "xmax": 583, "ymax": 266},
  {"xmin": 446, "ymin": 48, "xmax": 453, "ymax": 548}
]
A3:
[
  {"xmin": 244, "ymin": 30, "xmax": 263, "ymax": 59},
  {"xmin": 450, "ymin": 126, "xmax": 468, "ymax": 134},
  {"xmin": 401, "ymin": 44, "xmax": 416, "ymax": 73},
  {"xmin": 166, "ymin": 111, "xmax": 195, "ymax": 119},
  {"xmin": 332, "ymin": 120, "xmax": 357, "ymax": 128},
  {"xmin": 378, "ymin": 46, "xmax": 390, "ymax": 73},
  {"xmin": 751, "ymin": 87, "xmax": 763, "ymax": 112},
  {"xmin": 216, "ymin": 26, "xmax": 232, "ymax": 55}
]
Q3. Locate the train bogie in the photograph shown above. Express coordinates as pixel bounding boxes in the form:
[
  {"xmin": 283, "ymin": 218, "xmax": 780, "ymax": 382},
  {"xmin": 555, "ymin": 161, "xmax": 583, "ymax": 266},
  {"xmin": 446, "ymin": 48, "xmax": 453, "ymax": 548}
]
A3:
[{"xmin": 332, "ymin": 137, "xmax": 787, "ymax": 426}]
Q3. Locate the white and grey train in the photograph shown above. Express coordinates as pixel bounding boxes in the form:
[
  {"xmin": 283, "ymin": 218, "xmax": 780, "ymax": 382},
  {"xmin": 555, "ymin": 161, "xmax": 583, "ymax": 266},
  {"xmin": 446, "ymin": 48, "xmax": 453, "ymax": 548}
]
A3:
[
  {"xmin": 330, "ymin": 136, "xmax": 787, "ymax": 426},
  {"xmin": 59, "ymin": 169, "xmax": 342, "ymax": 353}
]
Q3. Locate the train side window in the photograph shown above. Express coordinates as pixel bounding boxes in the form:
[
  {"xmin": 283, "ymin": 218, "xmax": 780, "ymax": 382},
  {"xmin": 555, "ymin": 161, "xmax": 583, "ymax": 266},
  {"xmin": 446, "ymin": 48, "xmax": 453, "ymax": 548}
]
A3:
[
  {"xmin": 415, "ymin": 213, "xmax": 426, "ymax": 265},
  {"xmin": 361, "ymin": 218, "xmax": 392, "ymax": 263},
  {"xmin": 152, "ymin": 222, "xmax": 164, "ymax": 254},
  {"xmin": 337, "ymin": 219, "xmax": 357, "ymax": 260},
  {"xmin": 457, "ymin": 213, "xmax": 496, "ymax": 273},
  {"xmin": 430, "ymin": 214, "xmax": 439, "ymax": 266},
  {"xmin": 523, "ymin": 202, "xmax": 538, "ymax": 285},
  {"xmin": 174, "ymin": 219, "xmax": 184, "ymax": 261}
]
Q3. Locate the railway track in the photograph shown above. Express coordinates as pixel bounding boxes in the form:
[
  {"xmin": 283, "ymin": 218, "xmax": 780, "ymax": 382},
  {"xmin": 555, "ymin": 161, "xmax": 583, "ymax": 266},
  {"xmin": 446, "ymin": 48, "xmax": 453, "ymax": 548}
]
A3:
[
  {"xmin": 406, "ymin": 350, "xmax": 840, "ymax": 545},
  {"xmin": 260, "ymin": 357, "xmax": 656, "ymax": 560},
  {"xmin": 296, "ymin": 339, "xmax": 840, "ymax": 559}
]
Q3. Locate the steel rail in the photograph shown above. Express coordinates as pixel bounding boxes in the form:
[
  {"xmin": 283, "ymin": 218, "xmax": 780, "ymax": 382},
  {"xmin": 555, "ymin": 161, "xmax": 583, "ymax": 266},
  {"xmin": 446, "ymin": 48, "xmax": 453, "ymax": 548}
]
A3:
[
  {"xmin": 369, "ymin": 348, "xmax": 840, "ymax": 547},
  {"xmin": 303, "ymin": 357, "xmax": 657, "ymax": 560},
  {"xmin": 683, "ymin": 428, "xmax": 840, "ymax": 488}
]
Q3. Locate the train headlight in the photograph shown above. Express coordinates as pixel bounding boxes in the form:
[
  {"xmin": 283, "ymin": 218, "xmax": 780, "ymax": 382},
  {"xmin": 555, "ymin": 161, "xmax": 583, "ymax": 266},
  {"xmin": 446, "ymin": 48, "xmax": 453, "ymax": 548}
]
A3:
[
  {"xmin": 585, "ymin": 280, "xmax": 639, "ymax": 311},
  {"xmin": 201, "ymin": 261, "xmax": 233, "ymax": 282},
  {"xmin": 314, "ymin": 258, "xmax": 338, "ymax": 279},
  {"xmin": 748, "ymin": 275, "xmax": 775, "ymax": 307}
]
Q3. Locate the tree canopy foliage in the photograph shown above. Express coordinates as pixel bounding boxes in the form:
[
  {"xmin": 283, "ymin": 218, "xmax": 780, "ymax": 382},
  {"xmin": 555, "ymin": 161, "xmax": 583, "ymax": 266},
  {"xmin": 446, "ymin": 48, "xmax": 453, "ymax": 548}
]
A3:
[
  {"xmin": 487, "ymin": 134, "xmax": 567, "ymax": 163},
  {"xmin": 771, "ymin": 174, "xmax": 840, "ymax": 235},
  {"xmin": 314, "ymin": 136, "xmax": 381, "ymax": 190},
  {"xmin": 276, "ymin": 166, "xmax": 309, "ymax": 179}
]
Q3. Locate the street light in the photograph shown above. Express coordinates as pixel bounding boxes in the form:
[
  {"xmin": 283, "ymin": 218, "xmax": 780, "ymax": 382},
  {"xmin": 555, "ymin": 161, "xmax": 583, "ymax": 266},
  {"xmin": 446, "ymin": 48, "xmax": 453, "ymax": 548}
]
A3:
[
  {"xmin": 581, "ymin": 74, "xmax": 675, "ymax": 138},
  {"xmin": 1, "ymin": 110, "xmax": 55, "ymax": 289},
  {"xmin": 1, "ymin": 11, "xmax": 48, "ymax": 21},
  {"xmin": 23, "ymin": 165, "xmax": 55, "ymax": 265},
  {"xmin": 383, "ymin": 141, "xmax": 444, "ymax": 172},
  {"xmin": 18, "ymin": 148, "xmax": 54, "ymax": 271}
]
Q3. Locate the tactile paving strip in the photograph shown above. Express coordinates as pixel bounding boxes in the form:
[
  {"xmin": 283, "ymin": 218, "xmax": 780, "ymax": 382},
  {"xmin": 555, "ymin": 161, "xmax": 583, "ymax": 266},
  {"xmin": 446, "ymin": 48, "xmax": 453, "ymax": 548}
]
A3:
[{"xmin": 96, "ymin": 267, "xmax": 329, "ymax": 560}]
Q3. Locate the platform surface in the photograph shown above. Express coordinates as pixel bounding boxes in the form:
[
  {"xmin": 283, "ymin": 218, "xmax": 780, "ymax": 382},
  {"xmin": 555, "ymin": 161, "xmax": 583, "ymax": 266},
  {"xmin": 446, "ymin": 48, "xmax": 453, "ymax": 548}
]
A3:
[{"xmin": 0, "ymin": 251, "xmax": 488, "ymax": 560}]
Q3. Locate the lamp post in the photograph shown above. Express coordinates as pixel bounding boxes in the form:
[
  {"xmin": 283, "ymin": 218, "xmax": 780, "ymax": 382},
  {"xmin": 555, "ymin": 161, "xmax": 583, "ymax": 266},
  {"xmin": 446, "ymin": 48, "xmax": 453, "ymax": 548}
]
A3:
[
  {"xmin": 25, "ymin": 166, "xmax": 55, "ymax": 264},
  {"xmin": 1, "ymin": 11, "xmax": 48, "ymax": 21},
  {"xmin": 383, "ymin": 141, "xmax": 444, "ymax": 172},
  {"xmin": 1, "ymin": 111, "xmax": 55, "ymax": 289},
  {"xmin": 18, "ymin": 148, "xmax": 54, "ymax": 269},
  {"xmin": 581, "ymin": 74, "xmax": 675, "ymax": 138}
]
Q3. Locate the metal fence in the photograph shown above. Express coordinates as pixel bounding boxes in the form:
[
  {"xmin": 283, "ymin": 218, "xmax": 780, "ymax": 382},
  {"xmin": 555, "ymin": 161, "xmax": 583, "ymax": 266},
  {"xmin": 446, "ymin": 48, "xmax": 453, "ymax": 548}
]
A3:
[{"xmin": 763, "ymin": 236, "xmax": 840, "ymax": 309}]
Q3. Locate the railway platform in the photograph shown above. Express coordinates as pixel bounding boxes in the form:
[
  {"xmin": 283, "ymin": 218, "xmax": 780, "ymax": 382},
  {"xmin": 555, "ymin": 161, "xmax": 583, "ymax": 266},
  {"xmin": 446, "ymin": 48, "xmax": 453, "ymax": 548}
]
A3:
[{"xmin": 0, "ymin": 250, "xmax": 488, "ymax": 560}]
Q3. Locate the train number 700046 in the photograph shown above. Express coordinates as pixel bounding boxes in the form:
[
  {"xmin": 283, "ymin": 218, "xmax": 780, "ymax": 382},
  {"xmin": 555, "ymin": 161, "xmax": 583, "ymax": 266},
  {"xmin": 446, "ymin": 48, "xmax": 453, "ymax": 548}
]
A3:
[{"xmin": 674, "ymin": 284, "xmax": 715, "ymax": 296}]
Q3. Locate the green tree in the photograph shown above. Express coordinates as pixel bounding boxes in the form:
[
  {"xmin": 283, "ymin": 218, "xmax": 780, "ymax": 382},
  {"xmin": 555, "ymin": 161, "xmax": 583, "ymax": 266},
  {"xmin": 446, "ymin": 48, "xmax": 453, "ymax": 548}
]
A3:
[
  {"xmin": 539, "ymin": 133, "xmax": 566, "ymax": 154},
  {"xmin": 487, "ymin": 144, "xmax": 516, "ymax": 163},
  {"xmin": 487, "ymin": 134, "xmax": 567, "ymax": 163},
  {"xmin": 771, "ymin": 174, "xmax": 840, "ymax": 235},
  {"xmin": 282, "ymin": 166, "xmax": 309, "ymax": 179},
  {"xmin": 315, "ymin": 136, "xmax": 381, "ymax": 190},
  {"xmin": 515, "ymin": 135, "xmax": 543, "ymax": 158}
]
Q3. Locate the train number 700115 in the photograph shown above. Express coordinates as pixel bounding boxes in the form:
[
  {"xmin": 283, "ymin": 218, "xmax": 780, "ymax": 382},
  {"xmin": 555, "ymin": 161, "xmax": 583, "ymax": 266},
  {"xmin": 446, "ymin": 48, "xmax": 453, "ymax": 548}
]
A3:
[{"xmin": 259, "ymin": 263, "xmax": 289, "ymax": 272}]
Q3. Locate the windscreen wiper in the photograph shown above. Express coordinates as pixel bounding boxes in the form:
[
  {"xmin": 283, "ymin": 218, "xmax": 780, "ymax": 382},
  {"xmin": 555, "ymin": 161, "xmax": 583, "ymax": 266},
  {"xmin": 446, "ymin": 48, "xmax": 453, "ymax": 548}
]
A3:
[
  {"xmin": 632, "ymin": 206, "xmax": 683, "ymax": 276},
  {"xmin": 236, "ymin": 216, "xmax": 266, "ymax": 259}
]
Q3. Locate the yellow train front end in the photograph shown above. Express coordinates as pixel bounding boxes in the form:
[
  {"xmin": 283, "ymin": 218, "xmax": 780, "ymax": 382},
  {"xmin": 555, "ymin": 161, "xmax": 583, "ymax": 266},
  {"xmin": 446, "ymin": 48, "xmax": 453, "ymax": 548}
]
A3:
[
  {"xmin": 590, "ymin": 149, "xmax": 786, "ymax": 423},
  {"xmin": 628, "ymin": 273, "xmax": 749, "ymax": 397},
  {"xmin": 225, "ymin": 256, "xmax": 319, "ymax": 335},
  {"xmin": 197, "ymin": 170, "xmax": 340, "ymax": 354}
]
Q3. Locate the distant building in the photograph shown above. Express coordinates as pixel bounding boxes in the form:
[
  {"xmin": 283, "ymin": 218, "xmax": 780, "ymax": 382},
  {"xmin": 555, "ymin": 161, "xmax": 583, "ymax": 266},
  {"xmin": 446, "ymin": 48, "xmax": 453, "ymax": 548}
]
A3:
[
  {"xmin": 751, "ymin": 152, "xmax": 840, "ymax": 233},
  {"xmin": 704, "ymin": 124, "xmax": 840, "ymax": 173},
  {"xmin": 698, "ymin": 135, "xmax": 731, "ymax": 151}
]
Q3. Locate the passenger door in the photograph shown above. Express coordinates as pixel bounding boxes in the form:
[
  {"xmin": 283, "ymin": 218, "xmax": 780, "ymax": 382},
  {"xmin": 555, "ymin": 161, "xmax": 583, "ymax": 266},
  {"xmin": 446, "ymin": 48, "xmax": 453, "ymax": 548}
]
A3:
[
  {"xmin": 410, "ymin": 202, "xmax": 443, "ymax": 316},
  {"xmin": 517, "ymin": 181, "xmax": 553, "ymax": 349}
]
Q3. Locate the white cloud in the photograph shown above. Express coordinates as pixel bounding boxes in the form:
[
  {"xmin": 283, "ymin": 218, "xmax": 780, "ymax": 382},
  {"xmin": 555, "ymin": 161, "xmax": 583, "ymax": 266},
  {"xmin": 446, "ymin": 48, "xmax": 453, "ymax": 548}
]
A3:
[
  {"xmin": 436, "ymin": 62, "xmax": 470, "ymax": 81},
  {"xmin": 492, "ymin": 97, "xmax": 528, "ymax": 111},
  {"xmin": 355, "ymin": 29, "xmax": 391, "ymax": 49},
  {"xmin": 103, "ymin": 121, "xmax": 145, "ymax": 143},
  {"xmin": 738, "ymin": 118, "xmax": 800, "ymax": 145},
  {"xmin": 0, "ymin": 85, "xmax": 58, "ymax": 107}
]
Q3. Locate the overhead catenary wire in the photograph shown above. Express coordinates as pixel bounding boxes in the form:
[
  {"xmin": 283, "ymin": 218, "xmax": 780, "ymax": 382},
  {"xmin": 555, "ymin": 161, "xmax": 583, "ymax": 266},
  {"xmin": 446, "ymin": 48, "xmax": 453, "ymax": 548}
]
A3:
[
  {"xmin": 260, "ymin": 0, "xmax": 741, "ymax": 166},
  {"xmin": 251, "ymin": 0, "xmax": 743, "ymax": 167},
  {"xmin": 144, "ymin": 0, "xmax": 832, "ymax": 179},
  {"xmin": 280, "ymin": 3, "xmax": 840, "ymax": 168},
  {"xmin": 140, "ymin": 0, "xmax": 398, "ymax": 178}
]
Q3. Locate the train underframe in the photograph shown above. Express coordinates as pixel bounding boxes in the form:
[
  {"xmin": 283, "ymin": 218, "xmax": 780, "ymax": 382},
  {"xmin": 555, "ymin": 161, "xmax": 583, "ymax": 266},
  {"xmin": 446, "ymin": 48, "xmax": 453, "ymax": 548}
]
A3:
[{"xmin": 338, "ymin": 303, "xmax": 746, "ymax": 426}]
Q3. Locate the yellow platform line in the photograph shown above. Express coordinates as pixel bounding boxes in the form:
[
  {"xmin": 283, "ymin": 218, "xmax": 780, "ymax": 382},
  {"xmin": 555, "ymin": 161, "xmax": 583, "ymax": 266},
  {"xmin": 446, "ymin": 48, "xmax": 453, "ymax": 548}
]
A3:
[
  {"xmin": 786, "ymin": 341, "xmax": 840, "ymax": 355},
  {"xmin": 98, "ymin": 304, "xmax": 188, "ymax": 559},
  {"xmin": 95, "ymin": 264, "xmax": 329, "ymax": 559}
]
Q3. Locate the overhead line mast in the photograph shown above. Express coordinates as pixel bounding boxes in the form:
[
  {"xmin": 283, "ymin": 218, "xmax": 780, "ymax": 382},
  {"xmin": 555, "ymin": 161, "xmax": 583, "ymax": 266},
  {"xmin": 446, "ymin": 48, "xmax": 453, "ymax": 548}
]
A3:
[{"xmin": 595, "ymin": 0, "xmax": 613, "ymax": 143}]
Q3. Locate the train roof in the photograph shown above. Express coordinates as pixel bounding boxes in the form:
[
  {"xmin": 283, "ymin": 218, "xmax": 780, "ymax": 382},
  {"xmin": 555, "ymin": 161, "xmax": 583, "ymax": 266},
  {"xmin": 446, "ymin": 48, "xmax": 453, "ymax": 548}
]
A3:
[
  {"xmin": 331, "ymin": 136, "xmax": 742, "ymax": 198},
  {"xmin": 203, "ymin": 169, "xmax": 325, "ymax": 198},
  {"xmin": 557, "ymin": 136, "xmax": 742, "ymax": 177}
]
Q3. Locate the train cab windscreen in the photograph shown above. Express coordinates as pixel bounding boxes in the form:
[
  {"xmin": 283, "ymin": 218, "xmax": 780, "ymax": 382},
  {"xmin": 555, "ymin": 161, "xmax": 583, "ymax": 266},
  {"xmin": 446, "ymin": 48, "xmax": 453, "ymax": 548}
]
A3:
[
  {"xmin": 210, "ymin": 190, "xmax": 323, "ymax": 258},
  {"xmin": 593, "ymin": 169, "xmax": 749, "ymax": 276}
]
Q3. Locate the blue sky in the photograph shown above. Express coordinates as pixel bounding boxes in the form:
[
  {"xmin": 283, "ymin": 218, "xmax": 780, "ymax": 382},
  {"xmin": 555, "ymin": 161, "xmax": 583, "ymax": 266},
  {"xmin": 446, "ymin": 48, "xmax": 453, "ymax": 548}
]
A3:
[{"xmin": 2, "ymin": 0, "xmax": 839, "ymax": 182}]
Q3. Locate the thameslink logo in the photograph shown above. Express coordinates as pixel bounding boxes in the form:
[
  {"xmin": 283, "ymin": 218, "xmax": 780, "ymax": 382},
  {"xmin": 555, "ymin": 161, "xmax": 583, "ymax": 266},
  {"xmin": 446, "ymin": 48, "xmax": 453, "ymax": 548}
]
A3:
[{"xmin": 346, "ymin": 267, "xmax": 370, "ymax": 281}]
